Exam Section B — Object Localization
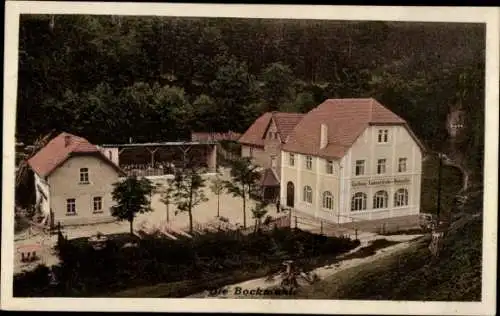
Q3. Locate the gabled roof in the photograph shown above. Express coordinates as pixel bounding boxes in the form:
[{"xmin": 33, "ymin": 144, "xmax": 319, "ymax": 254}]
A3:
[
  {"xmin": 260, "ymin": 168, "xmax": 280, "ymax": 187},
  {"xmin": 238, "ymin": 112, "xmax": 304, "ymax": 147},
  {"xmin": 28, "ymin": 132, "xmax": 125, "ymax": 178},
  {"xmin": 283, "ymin": 98, "xmax": 425, "ymax": 159}
]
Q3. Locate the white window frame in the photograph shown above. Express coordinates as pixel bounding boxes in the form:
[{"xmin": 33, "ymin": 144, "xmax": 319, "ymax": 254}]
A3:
[
  {"xmin": 305, "ymin": 156, "xmax": 312, "ymax": 170},
  {"xmin": 303, "ymin": 185, "xmax": 313, "ymax": 204},
  {"xmin": 398, "ymin": 158, "xmax": 407, "ymax": 173},
  {"xmin": 93, "ymin": 196, "xmax": 103, "ymax": 213},
  {"xmin": 326, "ymin": 160, "xmax": 334, "ymax": 174},
  {"xmin": 373, "ymin": 190, "xmax": 389, "ymax": 209},
  {"xmin": 377, "ymin": 159, "xmax": 386, "ymax": 174},
  {"xmin": 322, "ymin": 191, "xmax": 333, "ymax": 209},
  {"xmin": 394, "ymin": 189, "xmax": 409, "ymax": 207},
  {"xmin": 378, "ymin": 129, "xmax": 389, "ymax": 143},
  {"xmin": 355, "ymin": 160, "xmax": 365, "ymax": 176},
  {"xmin": 289, "ymin": 153, "xmax": 295, "ymax": 166},
  {"xmin": 79, "ymin": 167, "xmax": 89, "ymax": 184},
  {"xmin": 66, "ymin": 198, "xmax": 76, "ymax": 215},
  {"xmin": 351, "ymin": 192, "xmax": 367, "ymax": 211}
]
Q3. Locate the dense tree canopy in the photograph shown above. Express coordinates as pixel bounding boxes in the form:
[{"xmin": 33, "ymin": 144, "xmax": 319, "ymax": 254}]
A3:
[{"xmin": 17, "ymin": 16, "xmax": 485, "ymax": 179}]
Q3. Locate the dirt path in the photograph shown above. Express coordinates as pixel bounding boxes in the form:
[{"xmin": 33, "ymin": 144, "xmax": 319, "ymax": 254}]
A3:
[{"xmin": 189, "ymin": 234, "xmax": 423, "ymax": 299}]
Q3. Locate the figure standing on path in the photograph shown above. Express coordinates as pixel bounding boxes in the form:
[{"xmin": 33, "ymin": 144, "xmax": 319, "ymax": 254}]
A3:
[{"xmin": 276, "ymin": 198, "xmax": 280, "ymax": 214}]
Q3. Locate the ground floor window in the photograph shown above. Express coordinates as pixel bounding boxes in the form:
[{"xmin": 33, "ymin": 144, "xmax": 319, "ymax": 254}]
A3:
[
  {"xmin": 394, "ymin": 188, "xmax": 409, "ymax": 207},
  {"xmin": 66, "ymin": 198, "xmax": 76, "ymax": 215},
  {"xmin": 93, "ymin": 196, "xmax": 103, "ymax": 212},
  {"xmin": 351, "ymin": 192, "xmax": 367, "ymax": 211},
  {"xmin": 373, "ymin": 190, "xmax": 389, "ymax": 209},
  {"xmin": 322, "ymin": 191, "xmax": 333, "ymax": 209},
  {"xmin": 303, "ymin": 185, "xmax": 313, "ymax": 204}
]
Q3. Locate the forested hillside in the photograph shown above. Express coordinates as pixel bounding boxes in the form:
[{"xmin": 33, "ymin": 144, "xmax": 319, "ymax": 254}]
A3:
[{"xmin": 17, "ymin": 15, "xmax": 485, "ymax": 179}]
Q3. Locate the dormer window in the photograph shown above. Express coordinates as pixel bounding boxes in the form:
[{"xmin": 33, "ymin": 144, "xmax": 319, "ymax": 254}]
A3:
[
  {"xmin": 79, "ymin": 168, "xmax": 89, "ymax": 184},
  {"xmin": 378, "ymin": 129, "xmax": 389, "ymax": 143}
]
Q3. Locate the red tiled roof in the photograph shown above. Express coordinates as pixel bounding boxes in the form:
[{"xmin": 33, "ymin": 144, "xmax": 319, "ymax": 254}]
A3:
[
  {"xmin": 260, "ymin": 168, "xmax": 280, "ymax": 187},
  {"xmin": 272, "ymin": 112, "xmax": 305, "ymax": 142},
  {"xmin": 28, "ymin": 132, "xmax": 125, "ymax": 178},
  {"xmin": 238, "ymin": 112, "xmax": 304, "ymax": 147},
  {"xmin": 283, "ymin": 98, "xmax": 424, "ymax": 158}
]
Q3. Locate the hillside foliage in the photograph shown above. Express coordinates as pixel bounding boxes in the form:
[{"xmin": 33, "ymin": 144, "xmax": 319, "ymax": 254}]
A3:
[{"xmin": 18, "ymin": 17, "xmax": 484, "ymax": 182}]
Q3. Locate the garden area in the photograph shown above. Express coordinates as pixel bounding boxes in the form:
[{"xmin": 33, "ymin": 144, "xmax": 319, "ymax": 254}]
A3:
[{"xmin": 13, "ymin": 227, "xmax": 360, "ymax": 298}]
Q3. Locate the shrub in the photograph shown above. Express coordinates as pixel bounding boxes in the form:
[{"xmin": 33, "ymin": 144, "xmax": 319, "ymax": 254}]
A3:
[{"xmin": 15, "ymin": 228, "xmax": 359, "ymax": 297}]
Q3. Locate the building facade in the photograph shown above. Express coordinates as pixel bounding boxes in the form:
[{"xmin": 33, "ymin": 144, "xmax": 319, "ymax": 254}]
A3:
[
  {"xmin": 28, "ymin": 132, "xmax": 125, "ymax": 226},
  {"xmin": 280, "ymin": 99, "xmax": 424, "ymax": 224}
]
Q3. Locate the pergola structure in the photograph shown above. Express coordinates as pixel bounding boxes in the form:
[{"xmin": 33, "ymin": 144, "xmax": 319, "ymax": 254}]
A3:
[{"xmin": 99, "ymin": 141, "xmax": 217, "ymax": 177}]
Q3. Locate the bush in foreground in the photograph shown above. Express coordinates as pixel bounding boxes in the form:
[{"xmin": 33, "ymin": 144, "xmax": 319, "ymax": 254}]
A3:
[{"xmin": 14, "ymin": 228, "xmax": 359, "ymax": 297}]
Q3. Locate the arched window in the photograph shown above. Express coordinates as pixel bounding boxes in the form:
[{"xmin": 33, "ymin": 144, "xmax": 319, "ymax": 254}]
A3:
[
  {"xmin": 394, "ymin": 188, "xmax": 409, "ymax": 207},
  {"xmin": 373, "ymin": 190, "xmax": 389, "ymax": 209},
  {"xmin": 351, "ymin": 192, "xmax": 367, "ymax": 211},
  {"xmin": 303, "ymin": 186, "xmax": 313, "ymax": 203},
  {"xmin": 322, "ymin": 191, "xmax": 333, "ymax": 209}
]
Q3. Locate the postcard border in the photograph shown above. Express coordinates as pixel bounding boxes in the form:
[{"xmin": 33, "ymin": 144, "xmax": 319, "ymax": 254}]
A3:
[{"xmin": 2, "ymin": 2, "xmax": 498, "ymax": 315}]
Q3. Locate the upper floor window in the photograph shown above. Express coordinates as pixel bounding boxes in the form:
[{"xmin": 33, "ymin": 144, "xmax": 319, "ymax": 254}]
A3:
[
  {"xmin": 398, "ymin": 158, "xmax": 408, "ymax": 173},
  {"xmin": 351, "ymin": 192, "xmax": 367, "ymax": 211},
  {"xmin": 373, "ymin": 190, "xmax": 389, "ymax": 209},
  {"xmin": 270, "ymin": 156, "xmax": 277, "ymax": 169},
  {"xmin": 326, "ymin": 160, "xmax": 334, "ymax": 174},
  {"xmin": 93, "ymin": 196, "xmax": 103, "ymax": 212},
  {"xmin": 355, "ymin": 160, "xmax": 365, "ymax": 176},
  {"xmin": 79, "ymin": 168, "xmax": 89, "ymax": 183},
  {"xmin": 303, "ymin": 185, "xmax": 313, "ymax": 204},
  {"xmin": 66, "ymin": 198, "xmax": 76, "ymax": 215},
  {"xmin": 322, "ymin": 191, "xmax": 333, "ymax": 209},
  {"xmin": 378, "ymin": 129, "xmax": 389, "ymax": 143},
  {"xmin": 305, "ymin": 156, "xmax": 312, "ymax": 170},
  {"xmin": 289, "ymin": 153, "xmax": 295, "ymax": 166},
  {"xmin": 377, "ymin": 159, "xmax": 387, "ymax": 174}
]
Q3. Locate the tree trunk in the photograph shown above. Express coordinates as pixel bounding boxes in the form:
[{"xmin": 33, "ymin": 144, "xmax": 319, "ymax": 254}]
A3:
[
  {"xmin": 217, "ymin": 194, "xmax": 220, "ymax": 217},
  {"xmin": 243, "ymin": 189, "xmax": 247, "ymax": 228},
  {"xmin": 129, "ymin": 218, "xmax": 134, "ymax": 236},
  {"xmin": 188, "ymin": 210, "xmax": 193, "ymax": 234},
  {"xmin": 166, "ymin": 203, "xmax": 170, "ymax": 222}
]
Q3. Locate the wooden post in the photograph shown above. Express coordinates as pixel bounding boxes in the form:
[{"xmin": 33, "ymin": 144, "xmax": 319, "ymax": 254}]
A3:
[
  {"xmin": 294, "ymin": 216, "xmax": 298, "ymax": 229},
  {"xmin": 320, "ymin": 220, "xmax": 323, "ymax": 235},
  {"xmin": 355, "ymin": 228, "xmax": 358, "ymax": 240}
]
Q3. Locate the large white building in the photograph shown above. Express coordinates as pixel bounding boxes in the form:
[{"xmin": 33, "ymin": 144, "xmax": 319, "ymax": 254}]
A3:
[{"xmin": 280, "ymin": 98, "xmax": 425, "ymax": 224}]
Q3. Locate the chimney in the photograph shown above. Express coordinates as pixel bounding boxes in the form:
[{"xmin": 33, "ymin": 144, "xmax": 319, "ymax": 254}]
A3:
[
  {"xmin": 320, "ymin": 124, "xmax": 328, "ymax": 149},
  {"xmin": 64, "ymin": 135, "xmax": 71, "ymax": 147}
]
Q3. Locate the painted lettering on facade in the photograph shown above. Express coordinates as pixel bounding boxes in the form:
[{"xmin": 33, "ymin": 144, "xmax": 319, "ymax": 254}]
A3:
[{"xmin": 351, "ymin": 177, "xmax": 411, "ymax": 187}]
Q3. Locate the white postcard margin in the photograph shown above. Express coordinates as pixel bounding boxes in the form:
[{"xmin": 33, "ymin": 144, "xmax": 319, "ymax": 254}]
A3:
[{"xmin": 2, "ymin": 2, "xmax": 499, "ymax": 315}]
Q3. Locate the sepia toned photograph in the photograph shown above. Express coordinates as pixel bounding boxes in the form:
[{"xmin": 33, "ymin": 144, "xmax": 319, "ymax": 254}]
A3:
[{"xmin": 2, "ymin": 2, "xmax": 498, "ymax": 315}]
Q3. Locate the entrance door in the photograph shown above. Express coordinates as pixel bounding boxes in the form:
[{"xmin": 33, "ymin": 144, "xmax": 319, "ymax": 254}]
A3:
[{"xmin": 286, "ymin": 182, "xmax": 295, "ymax": 207}]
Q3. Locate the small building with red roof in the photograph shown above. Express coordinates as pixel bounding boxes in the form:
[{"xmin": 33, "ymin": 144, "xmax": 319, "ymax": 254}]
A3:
[
  {"xmin": 28, "ymin": 132, "xmax": 126, "ymax": 226},
  {"xmin": 279, "ymin": 98, "xmax": 425, "ymax": 224}
]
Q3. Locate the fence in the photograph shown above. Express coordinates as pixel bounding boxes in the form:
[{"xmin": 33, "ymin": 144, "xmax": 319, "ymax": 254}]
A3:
[
  {"xmin": 239, "ymin": 213, "xmax": 292, "ymax": 235},
  {"xmin": 289, "ymin": 212, "xmax": 359, "ymax": 239}
]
